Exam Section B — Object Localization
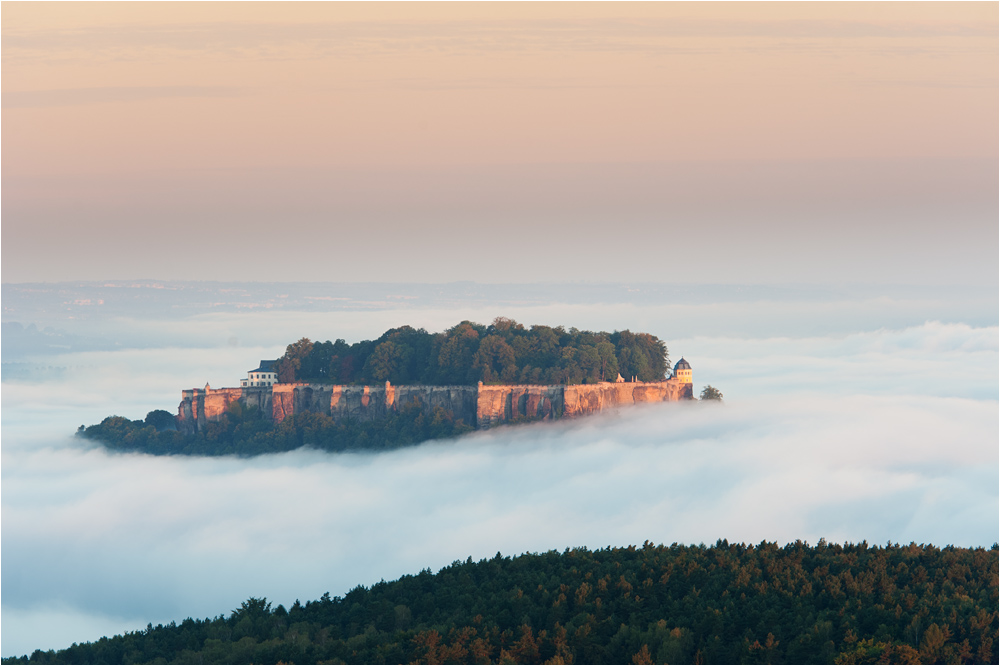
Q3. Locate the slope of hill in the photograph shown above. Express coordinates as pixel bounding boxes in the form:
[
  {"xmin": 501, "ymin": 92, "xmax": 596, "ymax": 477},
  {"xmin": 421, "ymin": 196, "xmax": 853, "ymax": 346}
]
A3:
[{"xmin": 5, "ymin": 541, "xmax": 997, "ymax": 664}]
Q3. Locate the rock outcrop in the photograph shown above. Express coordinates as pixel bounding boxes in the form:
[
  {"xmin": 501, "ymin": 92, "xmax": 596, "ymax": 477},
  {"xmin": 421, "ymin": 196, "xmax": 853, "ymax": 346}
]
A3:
[{"xmin": 178, "ymin": 379, "xmax": 691, "ymax": 434}]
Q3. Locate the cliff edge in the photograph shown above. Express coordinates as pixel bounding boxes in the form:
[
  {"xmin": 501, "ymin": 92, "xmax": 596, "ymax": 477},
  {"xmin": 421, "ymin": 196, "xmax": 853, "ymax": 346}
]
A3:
[{"xmin": 178, "ymin": 379, "xmax": 693, "ymax": 434}]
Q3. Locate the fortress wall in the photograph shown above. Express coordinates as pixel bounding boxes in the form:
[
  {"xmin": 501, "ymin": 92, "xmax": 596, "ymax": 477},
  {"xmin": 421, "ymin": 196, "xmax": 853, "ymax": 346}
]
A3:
[
  {"xmin": 394, "ymin": 385, "xmax": 479, "ymax": 427},
  {"xmin": 633, "ymin": 380, "xmax": 693, "ymax": 402},
  {"xmin": 241, "ymin": 387, "xmax": 272, "ymax": 416},
  {"xmin": 328, "ymin": 385, "xmax": 373, "ymax": 421},
  {"xmin": 477, "ymin": 380, "xmax": 688, "ymax": 428},
  {"xmin": 329, "ymin": 385, "xmax": 391, "ymax": 422},
  {"xmin": 562, "ymin": 382, "xmax": 634, "ymax": 418},
  {"xmin": 203, "ymin": 388, "xmax": 243, "ymax": 422},
  {"xmin": 561, "ymin": 380, "xmax": 688, "ymax": 418},
  {"xmin": 177, "ymin": 387, "xmax": 244, "ymax": 433},
  {"xmin": 269, "ymin": 383, "xmax": 480, "ymax": 425},
  {"xmin": 271, "ymin": 384, "xmax": 295, "ymax": 422},
  {"xmin": 475, "ymin": 384, "xmax": 564, "ymax": 429},
  {"xmin": 180, "ymin": 378, "xmax": 690, "ymax": 433},
  {"xmin": 271, "ymin": 383, "xmax": 339, "ymax": 422}
]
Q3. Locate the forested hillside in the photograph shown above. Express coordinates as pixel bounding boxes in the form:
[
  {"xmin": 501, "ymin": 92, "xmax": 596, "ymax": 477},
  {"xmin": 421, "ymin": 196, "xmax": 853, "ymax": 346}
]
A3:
[
  {"xmin": 7, "ymin": 541, "xmax": 997, "ymax": 665},
  {"xmin": 277, "ymin": 318, "xmax": 669, "ymax": 385}
]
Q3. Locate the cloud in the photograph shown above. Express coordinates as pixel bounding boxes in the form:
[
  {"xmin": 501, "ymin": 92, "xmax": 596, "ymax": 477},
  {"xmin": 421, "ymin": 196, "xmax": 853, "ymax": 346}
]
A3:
[
  {"xmin": 2, "ymin": 394, "xmax": 995, "ymax": 657},
  {"xmin": 2, "ymin": 313, "xmax": 996, "ymax": 657},
  {"xmin": 676, "ymin": 321, "xmax": 999, "ymax": 400},
  {"xmin": 4, "ymin": 283, "xmax": 998, "ymax": 361}
]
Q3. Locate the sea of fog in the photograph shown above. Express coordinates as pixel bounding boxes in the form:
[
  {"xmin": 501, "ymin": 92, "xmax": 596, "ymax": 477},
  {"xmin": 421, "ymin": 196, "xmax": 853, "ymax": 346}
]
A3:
[{"xmin": 2, "ymin": 285, "xmax": 998, "ymax": 658}]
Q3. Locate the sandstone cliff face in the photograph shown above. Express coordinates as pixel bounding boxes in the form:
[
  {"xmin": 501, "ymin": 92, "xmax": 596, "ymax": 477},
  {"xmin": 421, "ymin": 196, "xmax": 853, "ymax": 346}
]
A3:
[
  {"xmin": 562, "ymin": 383, "xmax": 634, "ymax": 418},
  {"xmin": 177, "ymin": 387, "xmax": 243, "ymax": 434},
  {"xmin": 179, "ymin": 379, "xmax": 690, "ymax": 433},
  {"xmin": 392, "ymin": 386, "xmax": 478, "ymax": 426},
  {"xmin": 242, "ymin": 388, "xmax": 272, "ymax": 417},
  {"xmin": 178, "ymin": 386, "xmax": 272, "ymax": 434},
  {"xmin": 475, "ymin": 384, "xmax": 564, "ymax": 429},
  {"xmin": 270, "ymin": 383, "xmax": 300, "ymax": 423},
  {"xmin": 634, "ymin": 380, "xmax": 693, "ymax": 402},
  {"xmin": 267, "ymin": 383, "xmax": 479, "ymax": 425},
  {"xmin": 561, "ymin": 380, "xmax": 692, "ymax": 418}
]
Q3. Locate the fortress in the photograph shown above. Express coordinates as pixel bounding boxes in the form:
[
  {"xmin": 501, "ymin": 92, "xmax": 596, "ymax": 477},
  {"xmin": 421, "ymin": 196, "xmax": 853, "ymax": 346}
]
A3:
[{"xmin": 178, "ymin": 360, "xmax": 694, "ymax": 434}]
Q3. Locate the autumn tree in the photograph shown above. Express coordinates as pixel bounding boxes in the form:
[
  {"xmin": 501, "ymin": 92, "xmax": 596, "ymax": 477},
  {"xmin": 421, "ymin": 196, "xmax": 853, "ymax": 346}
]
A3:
[{"xmin": 278, "ymin": 337, "xmax": 313, "ymax": 382}]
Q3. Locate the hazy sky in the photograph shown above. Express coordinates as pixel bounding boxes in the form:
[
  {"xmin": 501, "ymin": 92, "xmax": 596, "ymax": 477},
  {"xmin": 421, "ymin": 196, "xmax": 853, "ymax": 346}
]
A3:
[{"xmin": 2, "ymin": 3, "xmax": 997, "ymax": 284}]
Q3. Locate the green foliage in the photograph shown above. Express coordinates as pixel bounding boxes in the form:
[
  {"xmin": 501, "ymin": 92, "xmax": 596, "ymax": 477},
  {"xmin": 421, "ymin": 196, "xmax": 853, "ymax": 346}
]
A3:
[
  {"xmin": 6, "ymin": 541, "xmax": 997, "ymax": 664},
  {"xmin": 277, "ymin": 318, "xmax": 670, "ymax": 386},
  {"xmin": 473, "ymin": 335, "xmax": 517, "ymax": 383},
  {"xmin": 143, "ymin": 410, "xmax": 176, "ymax": 431},
  {"xmin": 700, "ymin": 385, "xmax": 723, "ymax": 401},
  {"xmin": 435, "ymin": 321, "xmax": 484, "ymax": 384},
  {"xmin": 610, "ymin": 330, "xmax": 668, "ymax": 382},
  {"xmin": 364, "ymin": 340, "xmax": 413, "ymax": 384},
  {"xmin": 80, "ymin": 399, "xmax": 475, "ymax": 457}
]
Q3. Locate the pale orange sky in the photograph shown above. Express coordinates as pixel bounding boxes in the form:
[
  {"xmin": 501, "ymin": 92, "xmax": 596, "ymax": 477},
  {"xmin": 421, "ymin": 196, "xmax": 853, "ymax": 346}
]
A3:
[{"xmin": 2, "ymin": 2, "xmax": 997, "ymax": 284}]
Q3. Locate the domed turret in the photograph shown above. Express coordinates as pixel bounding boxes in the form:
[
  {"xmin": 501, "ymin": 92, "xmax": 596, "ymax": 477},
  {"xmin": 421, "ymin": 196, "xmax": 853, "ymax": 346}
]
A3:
[{"xmin": 673, "ymin": 358, "xmax": 692, "ymax": 384}]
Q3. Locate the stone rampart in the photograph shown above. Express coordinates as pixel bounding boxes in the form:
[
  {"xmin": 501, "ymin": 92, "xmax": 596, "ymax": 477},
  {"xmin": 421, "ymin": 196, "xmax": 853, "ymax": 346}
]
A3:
[
  {"xmin": 178, "ymin": 387, "xmax": 241, "ymax": 434},
  {"xmin": 563, "ymin": 380, "xmax": 692, "ymax": 417},
  {"xmin": 178, "ymin": 379, "xmax": 691, "ymax": 433},
  {"xmin": 475, "ymin": 383, "xmax": 565, "ymax": 429}
]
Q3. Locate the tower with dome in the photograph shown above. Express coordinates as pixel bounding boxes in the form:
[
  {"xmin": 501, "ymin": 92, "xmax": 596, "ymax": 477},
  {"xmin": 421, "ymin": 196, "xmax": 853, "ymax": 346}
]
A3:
[{"xmin": 673, "ymin": 358, "xmax": 692, "ymax": 384}]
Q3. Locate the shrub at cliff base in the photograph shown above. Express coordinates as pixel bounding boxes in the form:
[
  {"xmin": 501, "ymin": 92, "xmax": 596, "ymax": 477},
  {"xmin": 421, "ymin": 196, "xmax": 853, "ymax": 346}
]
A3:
[
  {"xmin": 81, "ymin": 399, "xmax": 475, "ymax": 457},
  {"xmin": 5, "ymin": 541, "xmax": 997, "ymax": 665}
]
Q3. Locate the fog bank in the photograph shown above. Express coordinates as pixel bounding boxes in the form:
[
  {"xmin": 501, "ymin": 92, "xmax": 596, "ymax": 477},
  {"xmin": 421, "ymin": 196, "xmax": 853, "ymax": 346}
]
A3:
[{"xmin": 2, "ymin": 305, "xmax": 997, "ymax": 658}]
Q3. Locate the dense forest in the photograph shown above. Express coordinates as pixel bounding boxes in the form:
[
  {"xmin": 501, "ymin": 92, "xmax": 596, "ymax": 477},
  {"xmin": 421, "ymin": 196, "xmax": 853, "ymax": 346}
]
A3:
[
  {"xmin": 79, "ymin": 400, "xmax": 475, "ymax": 457},
  {"xmin": 276, "ymin": 318, "xmax": 670, "ymax": 385},
  {"xmin": 6, "ymin": 541, "xmax": 996, "ymax": 665}
]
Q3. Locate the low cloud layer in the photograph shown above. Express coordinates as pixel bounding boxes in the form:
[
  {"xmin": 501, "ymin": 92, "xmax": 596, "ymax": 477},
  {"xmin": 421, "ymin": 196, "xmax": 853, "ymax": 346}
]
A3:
[
  {"xmin": 5, "ymin": 284, "xmax": 998, "ymax": 361},
  {"xmin": 2, "ymin": 314, "xmax": 997, "ymax": 658}
]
